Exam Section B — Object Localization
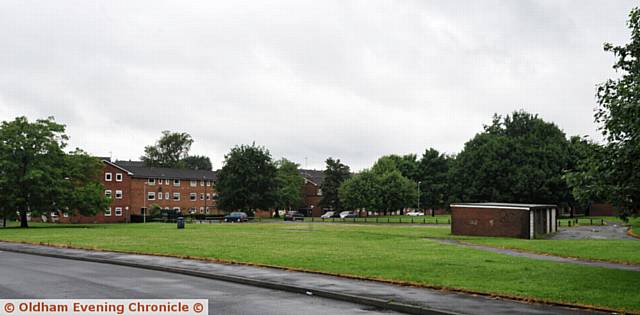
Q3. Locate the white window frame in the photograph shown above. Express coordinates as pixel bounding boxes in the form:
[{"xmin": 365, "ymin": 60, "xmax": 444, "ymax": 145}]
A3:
[
  {"xmin": 200, "ymin": 207, "xmax": 204, "ymax": 213},
  {"xmin": 63, "ymin": 212, "xmax": 69, "ymax": 218},
  {"xmin": 105, "ymin": 207, "xmax": 112, "ymax": 216},
  {"xmin": 190, "ymin": 193, "xmax": 197, "ymax": 201},
  {"xmin": 190, "ymin": 180, "xmax": 197, "ymax": 187},
  {"xmin": 173, "ymin": 179, "xmax": 181, "ymax": 187},
  {"xmin": 165, "ymin": 192, "xmax": 170, "ymax": 200},
  {"xmin": 148, "ymin": 178, "xmax": 156, "ymax": 185},
  {"xmin": 105, "ymin": 190, "xmax": 112, "ymax": 198},
  {"xmin": 105, "ymin": 172, "xmax": 112, "ymax": 181},
  {"xmin": 173, "ymin": 207, "xmax": 180, "ymax": 212},
  {"xmin": 158, "ymin": 192, "xmax": 163, "ymax": 200},
  {"xmin": 147, "ymin": 192, "xmax": 155, "ymax": 200},
  {"xmin": 206, "ymin": 193, "xmax": 211, "ymax": 200},
  {"xmin": 206, "ymin": 181, "xmax": 211, "ymax": 187},
  {"xmin": 115, "ymin": 190, "xmax": 123, "ymax": 199},
  {"xmin": 200, "ymin": 193, "xmax": 204, "ymax": 200},
  {"xmin": 115, "ymin": 207, "xmax": 122, "ymax": 216},
  {"xmin": 200, "ymin": 180, "xmax": 205, "ymax": 186},
  {"xmin": 115, "ymin": 173, "xmax": 123, "ymax": 182},
  {"xmin": 173, "ymin": 192, "xmax": 180, "ymax": 201}
]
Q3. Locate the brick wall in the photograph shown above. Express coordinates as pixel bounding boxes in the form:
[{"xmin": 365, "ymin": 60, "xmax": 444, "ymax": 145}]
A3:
[
  {"xmin": 129, "ymin": 178, "xmax": 221, "ymax": 215},
  {"xmin": 451, "ymin": 207, "xmax": 530, "ymax": 239},
  {"xmin": 302, "ymin": 181, "xmax": 323, "ymax": 217}
]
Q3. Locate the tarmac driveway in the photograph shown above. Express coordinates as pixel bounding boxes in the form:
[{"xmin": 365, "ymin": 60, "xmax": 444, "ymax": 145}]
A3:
[{"xmin": 551, "ymin": 221, "xmax": 636, "ymax": 240}]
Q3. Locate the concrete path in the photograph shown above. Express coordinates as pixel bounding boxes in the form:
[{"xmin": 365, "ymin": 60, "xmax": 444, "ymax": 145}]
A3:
[
  {"xmin": 430, "ymin": 239, "xmax": 640, "ymax": 272},
  {"xmin": 552, "ymin": 221, "xmax": 636, "ymax": 240},
  {"xmin": 0, "ymin": 241, "xmax": 602, "ymax": 315}
]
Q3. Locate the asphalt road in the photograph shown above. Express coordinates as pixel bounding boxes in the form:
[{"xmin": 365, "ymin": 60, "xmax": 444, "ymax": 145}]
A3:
[{"xmin": 0, "ymin": 251, "xmax": 398, "ymax": 315}]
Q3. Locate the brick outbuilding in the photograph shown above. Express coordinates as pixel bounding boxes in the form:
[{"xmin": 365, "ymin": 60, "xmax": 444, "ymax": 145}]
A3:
[{"xmin": 450, "ymin": 203, "xmax": 557, "ymax": 239}]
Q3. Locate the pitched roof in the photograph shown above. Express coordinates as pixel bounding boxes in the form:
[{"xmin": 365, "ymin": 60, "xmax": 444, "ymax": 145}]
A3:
[
  {"xmin": 110, "ymin": 160, "xmax": 217, "ymax": 181},
  {"xmin": 299, "ymin": 169, "xmax": 325, "ymax": 186}
]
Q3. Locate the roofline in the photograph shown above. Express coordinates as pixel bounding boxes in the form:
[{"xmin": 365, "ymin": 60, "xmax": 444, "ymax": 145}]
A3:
[
  {"xmin": 130, "ymin": 174, "xmax": 216, "ymax": 181},
  {"xmin": 450, "ymin": 203, "xmax": 557, "ymax": 211},
  {"xmin": 102, "ymin": 159, "xmax": 134, "ymax": 175}
]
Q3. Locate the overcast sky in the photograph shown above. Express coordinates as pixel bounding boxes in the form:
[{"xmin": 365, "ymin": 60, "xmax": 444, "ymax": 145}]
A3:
[{"xmin": 0, "ymin": 1, "xmax": 636, "ymax": 171}]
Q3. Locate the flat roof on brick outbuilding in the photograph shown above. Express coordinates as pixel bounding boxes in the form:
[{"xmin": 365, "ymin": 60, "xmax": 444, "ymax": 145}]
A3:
[{"xmin": 450, "ymin": 203, "xmax": 557, "ymax": 211}]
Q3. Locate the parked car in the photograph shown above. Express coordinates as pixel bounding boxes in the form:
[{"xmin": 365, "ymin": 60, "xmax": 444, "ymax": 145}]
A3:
[
  {"xmin": 224, "ymin": 212, "xmax": 248, "ymax": 222},
  {"xmin": 284, "ymin": 211, "xmax": 305, "ymax": 221},
  {"xmin": 321, "ymin": 211, "xmax": 339, "ymax": 218},
  {"xmin": 339, "ymin": 211, "xmax": 356, "ymax": 218},
  {"xmin": 406, "ymin": 211, "xmax": 425, "ymax": 216}
]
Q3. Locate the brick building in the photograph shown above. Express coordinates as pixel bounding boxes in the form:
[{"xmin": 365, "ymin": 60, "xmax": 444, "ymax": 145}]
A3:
[
  {"xmin": 59, "ymin": 159, "xmax": 219, "ymax": 223},
  {"xmin": 299, "ymin": 169, "xmax": 325, "ymax": 217},
  {"xmin": 451, "ymin": 203, "xmax": 558, "ymax": 239}
]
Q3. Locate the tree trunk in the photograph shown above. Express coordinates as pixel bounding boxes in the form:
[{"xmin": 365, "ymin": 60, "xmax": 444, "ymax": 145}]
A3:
[
  {"xmin": 19, "ymin": 210, "xmax": 28, "ymax": 228},
  {"xmin": 2, "ymin": 215, "xmax": 6, "ymax": 228}
]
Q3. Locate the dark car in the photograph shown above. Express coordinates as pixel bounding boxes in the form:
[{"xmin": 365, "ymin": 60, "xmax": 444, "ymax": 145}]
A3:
[
  {"xmin": 224, "ymin": 212, "xmax": 248, "ymax": 222},
  {"xmin": 284, "ymin": 211, "xmax": 305, "ymax": 221}
]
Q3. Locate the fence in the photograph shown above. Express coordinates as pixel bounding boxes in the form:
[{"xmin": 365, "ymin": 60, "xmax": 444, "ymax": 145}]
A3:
[
  {"xmin": 556, "ymin": 218, "xmax": 605, "ymax": 228},
  {"xmin": 144, "ymin": 215, "xmax": 451, "ymax": 225}
]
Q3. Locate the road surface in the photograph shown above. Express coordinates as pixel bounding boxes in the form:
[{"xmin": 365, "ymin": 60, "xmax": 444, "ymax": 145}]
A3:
[{"xmin": 0, "ymin": 251, "xmax": 398, "ymax": 315}]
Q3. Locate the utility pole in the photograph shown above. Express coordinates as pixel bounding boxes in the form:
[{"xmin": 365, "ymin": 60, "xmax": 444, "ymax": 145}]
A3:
[{"xmin": 417, "ymin": 181, "xmax": 421, "ymax": 213}]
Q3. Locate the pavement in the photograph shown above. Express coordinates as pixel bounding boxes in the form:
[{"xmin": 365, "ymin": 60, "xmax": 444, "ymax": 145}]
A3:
[
  {"xmin": 551, "ymin": 221, "xmax": 636, "ymax": 240},
  {"xmin": 430, "ymin": 238, "xmax": 640, "ymax": 272},
  {"xmin": 0, "ymin": 251, "xmax": 398, "ymax": 315},
  {"xmin": 0, "ymin": 241, "xmax": 602, "ymax": 315}
]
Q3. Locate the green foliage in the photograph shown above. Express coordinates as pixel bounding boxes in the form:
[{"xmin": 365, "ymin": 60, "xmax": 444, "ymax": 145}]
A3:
[
  {"xmin": 181, "ymin": 155, "xmax": 212, "ymax": 170},
  {"xmin": 340, "ymin": 156, "xmax": 418, "ymax": 214},
  {"xmin": 417, "ymin": 148, "xmax": 451, "ymax": 209},
  {"xmin": 595, "ymin": 7, "xmax": 640, "ymax": 215},
  {"xmin": 142, "ymin": 130, "xmax": 193, "ymax": 168},
  {"xmin": 563, "ymin": 137, "xmax": 611, "ymax": 210},
  {"xmin": 216, "ymin": 144, "xmax": 278, "ymax": 213},
  {"xmin": 449, "ymin": 111, "xmax": 571, "ymax": 204},
  {"xmin": 319, "ymin": 158, "xmax": 351, "ymax": 211},
  {"xmin": 0, "ymin": 117, "xmax": 109, "ymax": 227},
  {"xmin": 274, "ymin": 158, "xmax": 304, "ymax": 210}
]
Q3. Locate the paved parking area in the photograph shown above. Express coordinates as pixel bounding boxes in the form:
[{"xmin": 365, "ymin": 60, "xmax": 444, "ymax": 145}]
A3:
[{"xmin": 551, "ymin": 222, "xmax": 636, "ymax": 240}]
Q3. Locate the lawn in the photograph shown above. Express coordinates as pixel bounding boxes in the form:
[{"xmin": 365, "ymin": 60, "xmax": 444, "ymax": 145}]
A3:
[
  {"xmin": 302, "ymin": 214, "xmax": 451, "ymax": 224},
  {"xmin": 1, "ymin": 222, "xmax": 639, "ymax": 312}
]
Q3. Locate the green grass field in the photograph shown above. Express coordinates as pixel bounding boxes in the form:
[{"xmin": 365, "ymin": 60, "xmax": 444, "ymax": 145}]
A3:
[
  {"xmin": 1, "ymin": 222, "xmax": 639, "ymax": 312},
  {"xmin": 302, "ymin": 214, "xmax": 451, "ymax": 224}
]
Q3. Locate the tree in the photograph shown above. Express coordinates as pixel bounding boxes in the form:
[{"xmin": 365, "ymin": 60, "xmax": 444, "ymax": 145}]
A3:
[
  {"xmin": 216, "ymin": 144, "xmax": 278, "ymax": 213},
  {"xmin": 372, "ymin": 154, "xmax": 419, "ymax": 181},
  {"xmin": 417, "ymin": 148, "xmax": 451, "ymax": 212},
  {"xmin": 319, "ymin": 158, "xmax": 351, "ymax": 211},
  {"xmin": 564, "ymin": 136, "xmax": 611, "ymax": 215},
  {"xmin": 594, "ymin": 7, "xmax": 640, "ymax": 216},
  {"xmin": 377, "ymin": 170, "xmax": 418, "ymax": 214},
  {"xmin": 339, "ymin": 170, "xmax": 380, "ymax": 212},
  {"xmin": 0, "ymin": 117, "xmax": 109, "ymax": 228},
  {"xmin": 181, "ymin": 155, "xmax": 212, "ymax": 170},
  {"xmin": 449, "ymin": 111, "xmax": 571, "ymax": 205},
  {"xmin": 274, "ymin": 159, "xmax": 304, "ymax": 211},
  {"xmin": 141, "ymin": 131, "xmax": 193, "ymax": 168}
]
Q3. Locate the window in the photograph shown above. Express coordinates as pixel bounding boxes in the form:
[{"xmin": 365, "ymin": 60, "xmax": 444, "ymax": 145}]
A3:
[
  {"xmin": 206, "ymin": 193, "xmax": 211, "ymax": 200},
  {"xmin": 115, "ymin": 190, "xmax": 123, "ymax": 199},
  {"xmin": 200, "ymin": 207, "xmax": 204, "ymax": 213},
  {"xmin": 115, "ymin": 207, "xmax": 122, "ymax": 216},
  {"xmin": 190, "ymin": 180, "xmax": 197, "ymax": 187},
  {"xmin": 173, "ymin": 207, "xmax": 180, "ymax": 212},
  {"xmin": 105, "ymin": 172, "xmax": 112, "ymax": 181},
  {"xmin": 206, "ymin": 181, "xmax": 211, "ymax": 187},
  {"xmin": 173, "ymin": 179, "xmax": 181, "ymax": 186},
  {"xmin": 190, "ymin": 193, "xmax": 197, "ymax": 201},
  {"xmin": 165, "ymin": 192, "xmax": 170, "ymax": 200},
  {"xmin": 158, "ymin": 192, "xmax": 163, "ymax": 200},
  {"xmin": 173, "ymin": 192, "xmax": 180, "ymax": 201},
  {"xmin": 200, "ymin": 193, "xmax": 204, "ymax": 200},
  {"xmin": 317, "ymin": 188, "xmax": 322, "ymax": 196},
  {"xmin": 200, "ymin": 180, "xmax": 205, "ymax": 186},
  {"xmin": 205, "ymin": 207, "xmax": 210, "ymax": 214},
  {"xmin": 105, "ymin": 190, "xmax": 112, "ymax": 198},
  {"xmin": 147, "ymin": 192, "xmax": 155, "ymax": 200},
  {"xmin": 148, "ymin": 178, "xmax": 156, "ymax": 185},
  {"xmin": 63, "ymin": 212, "xmax": 69, "ymax": 218},
  {"xmin": 115, "ymin": 173, "xmax": 123, "ymax": 182},
  {"xmin": 105, "ymin": 207, "xmax": 112, "ymax": 216},
  {"xmin": 165, "ymin": 179, "xmax": 170, "ymax": 185}
]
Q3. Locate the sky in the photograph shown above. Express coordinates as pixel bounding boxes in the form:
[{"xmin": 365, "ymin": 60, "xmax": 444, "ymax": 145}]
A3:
[{"xmin": 0, "ymin": 0, "xmax": 636, "ymax": 171}]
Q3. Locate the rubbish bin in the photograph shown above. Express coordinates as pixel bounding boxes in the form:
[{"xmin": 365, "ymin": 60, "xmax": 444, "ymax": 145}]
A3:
[{"xmin": 177, "ymin": 216, "xmax": 185, "ymax": 229}]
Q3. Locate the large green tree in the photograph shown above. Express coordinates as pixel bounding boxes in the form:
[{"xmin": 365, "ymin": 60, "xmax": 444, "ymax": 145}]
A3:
[
  {"xmin": 339, "ymin": 170, "xmax": 380, "ymax": 212},
  {"xmin": 594, "ymin": 7, "xmax": 640, "ymax": 215},
  {"xmin": 0, "ymin": 117, "xmax": 109, "ymax": 228},
  {"xmin": 564, "ymin": 136, "xmax": 611, "ymax": 214},
  {"xmin": 417, "ymin": 148, "xmax": 451, "ymax": 212},
  {"xmin": 142, "ymin": 131, "xmax": 194, "ymax": 168},
  {"xmin": 274, "ymin": 158, "xmax": 304, "ymax": 211},
  {"xmin": 319, "ymin": 158, "xmax": 351, "ymax": 211},
  {"xmin": 181, "ymin": 155, "xmax": 212, "ymax": 170},
  {"xmin": 449, "ymin": 111, "xmax": 571, "ymax": 205},
  {"xmin": 216, "ymin": 144, "xmax": 278, "ymax": 213}
]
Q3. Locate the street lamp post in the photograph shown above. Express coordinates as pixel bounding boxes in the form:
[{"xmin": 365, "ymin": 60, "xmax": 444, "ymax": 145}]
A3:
[
  {"xmin": 143, "ymin": 181, "xmax": 147, "ymax": 224},
  {"xmin": 417, "ymin": 181, "xmax": 421, "ymax": 213}
]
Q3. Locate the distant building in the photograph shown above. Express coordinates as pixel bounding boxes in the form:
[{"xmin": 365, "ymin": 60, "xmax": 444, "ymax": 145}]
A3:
[
  {"xmin": 59, "ymin": 159, "xmax": 219, "ymax": 223},
  {"xmin": 450, "ymin": 203, "xmax": 558, "ymax": 239},
  {"xmin": 298, "ymin": 169, "xmax": 326, "ymax": 217}
]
